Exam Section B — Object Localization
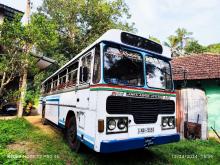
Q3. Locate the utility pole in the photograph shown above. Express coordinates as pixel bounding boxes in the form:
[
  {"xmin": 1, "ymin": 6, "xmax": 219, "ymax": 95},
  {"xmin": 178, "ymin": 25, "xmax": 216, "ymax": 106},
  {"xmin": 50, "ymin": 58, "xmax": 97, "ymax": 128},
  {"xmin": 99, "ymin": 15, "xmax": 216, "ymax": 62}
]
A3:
[{"xmin": 25, "ymin": 0, "xmax": 31, "ymax": 25}]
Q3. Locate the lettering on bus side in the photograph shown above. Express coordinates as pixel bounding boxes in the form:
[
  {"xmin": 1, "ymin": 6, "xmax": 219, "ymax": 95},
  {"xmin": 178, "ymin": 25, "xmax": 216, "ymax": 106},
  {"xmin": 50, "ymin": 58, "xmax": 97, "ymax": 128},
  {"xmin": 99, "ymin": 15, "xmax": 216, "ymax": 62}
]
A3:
[{"xmin": 126, "ymin": 93, "xmax": 171, "ymax": 100}]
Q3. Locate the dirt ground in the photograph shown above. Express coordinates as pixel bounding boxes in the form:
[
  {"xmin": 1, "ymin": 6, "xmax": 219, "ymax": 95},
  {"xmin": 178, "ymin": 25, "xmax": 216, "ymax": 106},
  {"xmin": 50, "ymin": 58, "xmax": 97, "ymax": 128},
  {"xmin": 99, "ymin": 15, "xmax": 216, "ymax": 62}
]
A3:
[
  {"xmin": 7, "ymin": 141, "xmax": 40, "ymax": 158},
  {"xmin": 0, "ymin": 116, "xmax": 16, "ymax": 120},
  {"xmin": 24, "ymin": 116, "xmax": 62, "ymax": 137}
]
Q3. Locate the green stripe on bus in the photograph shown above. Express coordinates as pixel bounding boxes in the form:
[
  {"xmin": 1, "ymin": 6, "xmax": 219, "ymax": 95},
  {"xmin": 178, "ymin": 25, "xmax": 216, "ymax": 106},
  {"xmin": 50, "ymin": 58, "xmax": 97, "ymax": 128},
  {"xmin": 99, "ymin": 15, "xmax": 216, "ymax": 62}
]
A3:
[{"xmin": 90, "ymin": 87, "xmax": 176, "ymax": 97}]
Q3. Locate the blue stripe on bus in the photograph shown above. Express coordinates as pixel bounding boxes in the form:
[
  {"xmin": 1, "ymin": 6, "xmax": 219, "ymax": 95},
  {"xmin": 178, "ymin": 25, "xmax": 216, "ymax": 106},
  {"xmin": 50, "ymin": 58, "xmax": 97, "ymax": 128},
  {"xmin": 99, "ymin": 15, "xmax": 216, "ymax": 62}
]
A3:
[
  {"xmin": 77, "ymin": 129, "xmax": 95, "ymax": 143},
  {"xmin": 46, "ymin": 95, "xmax": 60, "ymax": 101},
  {"xmin": 58, "ymin": 119, "xmax": 65, "ymax": 123},
  {"xmin": 44, "ymin": 96, "xmax": 95, "ymax": 150},
  {"xmin": 46, "ymin": 95, "xmax": 60, "ymax": 98},
  {"xmin": 77, "ymin": 135, "xmax": 94, "ymax": 150},
  {"xmin": 58, "ymin": 122, "xmax": 65, "ymax": 128},
  {"xmin": 46, "ymin": 97, "xmax": 62, "ymax": 128},
  {"xmin": 100, "ymin": 133, "xmax": 180, "ymax": 153},
  {"xmin": 46, "ymin": 98, "xmax": 60, "ymax": 101},
  {"xmin": 58, "ymin": 121, "xmax": 95, "ymax": 149}
]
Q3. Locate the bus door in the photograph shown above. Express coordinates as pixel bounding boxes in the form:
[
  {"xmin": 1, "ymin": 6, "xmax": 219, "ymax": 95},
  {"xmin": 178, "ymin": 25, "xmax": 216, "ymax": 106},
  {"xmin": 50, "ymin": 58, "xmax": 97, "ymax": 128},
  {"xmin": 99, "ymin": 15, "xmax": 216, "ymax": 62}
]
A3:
[{"xmin": 76, "ymin": 51, "xmax": 93, "ymax": 129}]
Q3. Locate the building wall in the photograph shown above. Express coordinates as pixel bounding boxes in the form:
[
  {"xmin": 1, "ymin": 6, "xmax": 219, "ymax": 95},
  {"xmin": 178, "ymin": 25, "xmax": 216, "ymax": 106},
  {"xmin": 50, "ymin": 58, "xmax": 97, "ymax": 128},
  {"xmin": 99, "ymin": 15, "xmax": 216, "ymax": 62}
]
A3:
[
  {"xmin": 175, "ymin": 79, "xmax": 220, "ymax": 133},
  {"xmin": 203, "ymin": 80, "xmax": 220, "ymax": 132},
  {"xmin": 176, "ymin": 88, "xmax": 208, "ymax": 139}
]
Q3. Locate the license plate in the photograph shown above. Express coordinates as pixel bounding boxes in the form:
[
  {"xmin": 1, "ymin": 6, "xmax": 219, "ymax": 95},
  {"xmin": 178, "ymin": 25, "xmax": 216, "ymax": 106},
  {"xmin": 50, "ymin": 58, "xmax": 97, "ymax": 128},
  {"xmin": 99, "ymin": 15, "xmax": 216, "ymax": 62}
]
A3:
[{"xmin": 138, "ymin": 127, "xmax": 154, "ymax": 134}]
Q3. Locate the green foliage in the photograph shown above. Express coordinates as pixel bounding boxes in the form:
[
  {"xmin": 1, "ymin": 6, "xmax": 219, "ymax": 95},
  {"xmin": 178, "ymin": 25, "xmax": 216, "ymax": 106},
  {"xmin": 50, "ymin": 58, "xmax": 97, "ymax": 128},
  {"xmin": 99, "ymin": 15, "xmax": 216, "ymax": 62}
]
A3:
[
  {"xmin": 149, "ymin": 36, "xmax": 161, "ymax": 43},
  {"xmin": 0, "ymin": 13, "xmax": 62, "ymax": 101},
  {"xmin": 0, "ymin": 15, "xmax": 24, "ymax": 97},
  {"xmin": 175, "ymin": 28, "xmax": 193, "ymax": 49},
  {"xmin": 164, "ymin": 28, "xmax": 193, "ymax": 57},
  {"xmin": 164, "ymin": 35, "xmax": 180, "ymax": 57},
  {"xmin": 165, "ymin": 28, "xmax": 220, "ymax": 56},
  {"xmin": 185, "ymin": 40, "xmax": 206, "ymax": 54},
  {"xmin": 38, "ymin": 0, "xmax": 136, "ymax": 59},
  {"xmin": 0, "ymin": 118, "xmax": 33, "ymax": 164},
  {"xmin": 206, "ymin": 43, "xmax": 220, "ymax": 54},
  {"xmin": 1, "ymin": 118, "xmax": 220, "ymax": 164},
  {"xmin": 0, "ymin": 118, "xmax": 34, "ymax": 144},
  {"xmin": 3, "ymin": 90, "xmax": 20, "ymax": 103},
  {"xmin": 0, "ymin": 150, "xmax": 28, "ymax": 165},
  {"xmin": 1, "ymin": 0, "xmax": 134, "ymax": 103}
]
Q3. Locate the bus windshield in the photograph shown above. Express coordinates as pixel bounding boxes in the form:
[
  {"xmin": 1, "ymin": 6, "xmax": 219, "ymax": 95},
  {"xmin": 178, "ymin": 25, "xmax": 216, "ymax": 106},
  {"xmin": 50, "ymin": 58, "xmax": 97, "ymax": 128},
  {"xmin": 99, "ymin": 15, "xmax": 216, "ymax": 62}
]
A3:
[
  {"xmin": 104, "ymin": 46, "xmax": 144, "ymax": 86},
  {"xmin": 145, "ymin": 56, "xmax": 172, "ymax": 90}
]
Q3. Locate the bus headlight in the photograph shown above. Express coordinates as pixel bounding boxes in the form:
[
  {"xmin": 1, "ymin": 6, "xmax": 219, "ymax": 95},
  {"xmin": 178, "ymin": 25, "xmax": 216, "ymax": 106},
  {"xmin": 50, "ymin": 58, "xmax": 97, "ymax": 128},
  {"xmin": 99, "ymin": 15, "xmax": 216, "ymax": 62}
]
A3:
[
  {"xmin": 117, "ymin": 118, "xmax": 127, "ymax": 130},
  {"xmin": 106, "ymin": 117, "xmax": 128, "ymax": 134},
  {"xmin": 107, "ymin": 119, "xmax": 116, "ymax": 130},
  {"xmin": 168, "ymin": 117, "xmax": 175, "ymax": 127},
  {"xmin": 162, "ymin": 117, "xmax": 168, "ymax": 127},
  {"xmin": 162, "ymin": 116, "xmax": 175, "ymax": 130}
]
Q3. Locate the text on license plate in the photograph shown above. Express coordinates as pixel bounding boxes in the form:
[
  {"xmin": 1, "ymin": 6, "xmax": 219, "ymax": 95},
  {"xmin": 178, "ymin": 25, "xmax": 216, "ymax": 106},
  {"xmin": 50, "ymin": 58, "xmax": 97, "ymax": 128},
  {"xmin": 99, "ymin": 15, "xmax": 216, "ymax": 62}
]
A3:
[{"xmin": 138, "ymin": 127, "xmax": 154, "ymax": 134}]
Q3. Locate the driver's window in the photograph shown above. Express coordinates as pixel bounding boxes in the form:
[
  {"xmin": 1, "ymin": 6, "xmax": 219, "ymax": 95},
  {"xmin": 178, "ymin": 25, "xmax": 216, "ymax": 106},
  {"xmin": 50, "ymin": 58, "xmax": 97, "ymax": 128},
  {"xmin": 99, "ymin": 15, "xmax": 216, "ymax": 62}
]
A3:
[{"xmin": 79, "ymin": 53, "xmax": 92, "ymax": 84}]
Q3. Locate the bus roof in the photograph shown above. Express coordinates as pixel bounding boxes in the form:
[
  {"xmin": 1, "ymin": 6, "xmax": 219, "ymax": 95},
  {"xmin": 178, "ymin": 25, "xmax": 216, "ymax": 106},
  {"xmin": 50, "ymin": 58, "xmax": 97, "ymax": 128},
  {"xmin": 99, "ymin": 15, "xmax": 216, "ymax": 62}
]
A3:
[{"xmin": 42, "ymin": 29, "xmax": 170, "ymax": 84}]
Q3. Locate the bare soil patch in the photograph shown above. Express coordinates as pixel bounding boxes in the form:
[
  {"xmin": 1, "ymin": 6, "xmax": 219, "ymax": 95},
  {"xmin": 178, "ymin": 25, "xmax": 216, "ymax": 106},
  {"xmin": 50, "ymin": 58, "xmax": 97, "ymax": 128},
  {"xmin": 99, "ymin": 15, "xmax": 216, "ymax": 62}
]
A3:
[
  {"xmin": 7, "ymin": 141, "xmax": 40, "ymax": 159},
  {"xmin": 24, "ymin": 116, "xmax": 62, "ymax": 137}
]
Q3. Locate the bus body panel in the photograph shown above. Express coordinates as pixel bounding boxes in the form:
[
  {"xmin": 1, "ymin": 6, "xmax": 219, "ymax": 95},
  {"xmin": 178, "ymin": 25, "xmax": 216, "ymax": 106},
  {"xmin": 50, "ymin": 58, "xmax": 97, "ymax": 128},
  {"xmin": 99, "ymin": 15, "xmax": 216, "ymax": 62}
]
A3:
[
  {"xmin": 43, "ymin": 88, "xmax": 97, "ymax": 150},
  {"xmin": 40, "ymin": 29, "xmax": 180, "ymax": 153},
  {"xmin": 42, "ymin": 87, "xmax": 179, "ymax": 153},
  {"xmin": 92, "ymin": 89, "xmax": 178, "ymax": 152}
]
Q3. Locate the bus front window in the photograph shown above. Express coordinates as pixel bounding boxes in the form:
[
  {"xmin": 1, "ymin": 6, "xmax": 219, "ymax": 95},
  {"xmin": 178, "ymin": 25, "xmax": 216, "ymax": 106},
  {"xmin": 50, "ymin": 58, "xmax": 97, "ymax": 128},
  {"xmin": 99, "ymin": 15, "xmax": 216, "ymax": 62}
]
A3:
[
  {"xmin": 104, "ymin": 46, "xmax": 144, "ymax": 86},
  {"xmin": 145, "ymin": 56, "xmax": 172, "ymax": 90}
]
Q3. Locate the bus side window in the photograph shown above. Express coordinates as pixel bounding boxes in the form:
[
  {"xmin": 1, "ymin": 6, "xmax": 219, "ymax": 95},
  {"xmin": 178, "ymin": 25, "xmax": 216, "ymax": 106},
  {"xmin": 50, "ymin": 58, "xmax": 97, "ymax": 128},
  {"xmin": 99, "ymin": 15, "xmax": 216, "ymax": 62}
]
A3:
[
  {"xmin": 80, "ymin": 54, "xmax": 91, "ymax": 84},
  {"xmin": 52, "ymin": 75, "xmax": 58, "ymax": 91},
  {"xmin": 93, "ymin": 45, "xmax": 101, "ymax": 84},
  {"xmin": 67, "ymin": 62, "xmax": 78, "ymax": 86},
  {"xmin": 58, "ymin": 70, "xmax": 67, "ymax": 89},
  {"xmin": 45, "ymin": 81, "xmax": 52, "ymax": 93}
]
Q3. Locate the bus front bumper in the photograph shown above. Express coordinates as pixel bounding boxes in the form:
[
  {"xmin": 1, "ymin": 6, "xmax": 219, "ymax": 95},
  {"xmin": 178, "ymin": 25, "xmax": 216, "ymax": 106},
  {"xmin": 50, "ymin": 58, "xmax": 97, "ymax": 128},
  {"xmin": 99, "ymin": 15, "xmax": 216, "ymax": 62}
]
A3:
[{"xmin": 100, "ymin": 133, "xmax": 180, "ymax": 153}]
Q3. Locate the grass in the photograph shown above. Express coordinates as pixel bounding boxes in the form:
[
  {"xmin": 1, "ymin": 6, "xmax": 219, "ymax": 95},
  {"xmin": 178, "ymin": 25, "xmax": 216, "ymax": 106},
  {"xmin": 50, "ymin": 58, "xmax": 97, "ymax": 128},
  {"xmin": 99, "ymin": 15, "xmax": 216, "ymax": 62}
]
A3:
[{"xmin": 0, "ymin": 118, "xmax": 219, "ymax": 165}]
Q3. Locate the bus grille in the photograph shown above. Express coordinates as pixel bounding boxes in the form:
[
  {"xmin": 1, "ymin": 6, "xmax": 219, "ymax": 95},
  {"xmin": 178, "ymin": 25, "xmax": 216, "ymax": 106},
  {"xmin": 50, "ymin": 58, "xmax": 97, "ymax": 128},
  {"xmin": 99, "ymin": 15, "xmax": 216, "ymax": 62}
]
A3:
[{"xmin": 106, "ymin": 96, "xmax": 175, "ymax": 124}]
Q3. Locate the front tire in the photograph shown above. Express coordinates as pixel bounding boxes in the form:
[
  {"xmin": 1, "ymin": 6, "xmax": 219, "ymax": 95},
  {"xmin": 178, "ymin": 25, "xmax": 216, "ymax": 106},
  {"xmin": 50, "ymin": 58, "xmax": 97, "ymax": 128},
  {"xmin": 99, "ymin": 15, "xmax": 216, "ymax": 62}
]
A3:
[{"xmin": 66, "ymin": 117, "xmax": 81, "ymax": 152}]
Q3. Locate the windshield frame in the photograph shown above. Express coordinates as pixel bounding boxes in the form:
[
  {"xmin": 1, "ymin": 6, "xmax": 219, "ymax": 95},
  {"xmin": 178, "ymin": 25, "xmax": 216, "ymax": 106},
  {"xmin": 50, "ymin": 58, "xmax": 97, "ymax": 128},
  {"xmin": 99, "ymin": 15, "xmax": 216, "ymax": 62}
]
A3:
[
  {"xmin": 144, "ymin": 53, "xmax": 173, "ymax": 91},
  {"xmin": 103, "ymin": 43, "xmax": 145, "ymax": 87},
  {"xmin": 102, "ymin": 42, "xmax": 174, "ymax": 91}
]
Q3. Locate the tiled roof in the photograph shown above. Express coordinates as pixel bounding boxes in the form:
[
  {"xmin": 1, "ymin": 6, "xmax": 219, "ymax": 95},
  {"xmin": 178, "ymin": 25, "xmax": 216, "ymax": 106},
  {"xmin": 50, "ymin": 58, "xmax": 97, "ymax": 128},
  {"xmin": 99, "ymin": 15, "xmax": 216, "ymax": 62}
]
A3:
[{"xmin": 171, "ymin": 54, "xmax": 220, "ymax": 80}]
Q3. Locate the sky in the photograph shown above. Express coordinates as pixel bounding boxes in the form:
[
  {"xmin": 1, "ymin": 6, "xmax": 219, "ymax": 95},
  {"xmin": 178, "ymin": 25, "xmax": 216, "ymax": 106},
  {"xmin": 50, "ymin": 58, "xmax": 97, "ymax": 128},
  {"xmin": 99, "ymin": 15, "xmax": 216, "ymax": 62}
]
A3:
[
  {"xmin": 0, "ymin": 0, "xmax": 220, "ymax": 51},
  {"xmin": 126, "ymin": 0, "xmax": 220, "ymax": 46}
]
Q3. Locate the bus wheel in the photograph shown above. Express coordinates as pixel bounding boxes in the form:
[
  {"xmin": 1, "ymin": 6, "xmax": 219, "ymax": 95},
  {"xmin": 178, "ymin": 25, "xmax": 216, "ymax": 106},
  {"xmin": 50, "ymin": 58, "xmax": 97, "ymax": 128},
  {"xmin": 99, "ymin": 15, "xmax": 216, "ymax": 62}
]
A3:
[
  {"xmin": 66, "ymin": 117, "xmax": 81, "ymax": 152},
  {"xmin": 41, "ymin": 106, "xmax": 48, "ymax": 125}
]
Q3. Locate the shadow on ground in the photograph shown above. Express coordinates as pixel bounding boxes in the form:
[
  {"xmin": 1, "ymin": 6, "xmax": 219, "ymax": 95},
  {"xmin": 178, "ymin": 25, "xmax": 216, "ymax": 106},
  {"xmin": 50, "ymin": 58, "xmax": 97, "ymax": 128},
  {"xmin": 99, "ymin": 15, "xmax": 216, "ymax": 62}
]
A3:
[{"xmin": 77, "ymin": 144, "xmax": 167, "ymax": 165}]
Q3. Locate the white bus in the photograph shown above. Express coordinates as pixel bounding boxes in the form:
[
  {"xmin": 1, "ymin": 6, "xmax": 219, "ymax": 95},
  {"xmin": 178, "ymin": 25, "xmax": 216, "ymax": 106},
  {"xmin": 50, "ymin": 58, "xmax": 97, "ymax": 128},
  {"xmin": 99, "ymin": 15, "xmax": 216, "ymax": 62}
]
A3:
[{"xmin": 39, "ymin": 29, "xmax": 180, "ymax": 153}]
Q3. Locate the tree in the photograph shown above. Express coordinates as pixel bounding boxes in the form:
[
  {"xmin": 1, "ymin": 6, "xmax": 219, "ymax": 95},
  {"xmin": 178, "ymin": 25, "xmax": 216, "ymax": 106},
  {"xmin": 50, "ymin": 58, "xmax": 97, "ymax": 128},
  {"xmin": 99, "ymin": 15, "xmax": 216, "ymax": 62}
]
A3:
[
  {"xmin": 0, "ymin": 15, "xmax": 23, "ymax": 97},
  {"xmin": 164, "ymin": 28, "xmax": 193, "ymax": 57},
  {"xmin": 206, "ymin": 43, "xmax": 220, "ymax": 54},
  {"xmin": 38, "ymin": 0, "xmax": 135, "ymax": 59},
  {"xmin": 149, "ymin": 35, "xmax": 161, "ymax": 44},
  {"xmin": 164, "ymin": 35, "xmax": 180, "ymax": 57},
  {"xmin": 0, "ymin": 14, "xmax": 60, "ymax": 117},
  {"xmin": 184, "ymin": 40, "xmax": 205, "ymax": 54},
  {"xmin": 175, "ymin": 28, "xmax": 193, "ymax": 51}
]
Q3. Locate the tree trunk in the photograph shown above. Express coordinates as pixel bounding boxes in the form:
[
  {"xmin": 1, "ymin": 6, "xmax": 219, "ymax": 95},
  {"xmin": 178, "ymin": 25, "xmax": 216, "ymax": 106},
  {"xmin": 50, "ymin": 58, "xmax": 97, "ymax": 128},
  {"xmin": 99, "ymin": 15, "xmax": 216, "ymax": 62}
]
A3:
[
  {"xmin": 17, "ymin": 66, "xmax": 28, "ymax": 117},
  {"xmin": 0, "ymin": 72, "xmax": 6, "ymax": 97}
]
